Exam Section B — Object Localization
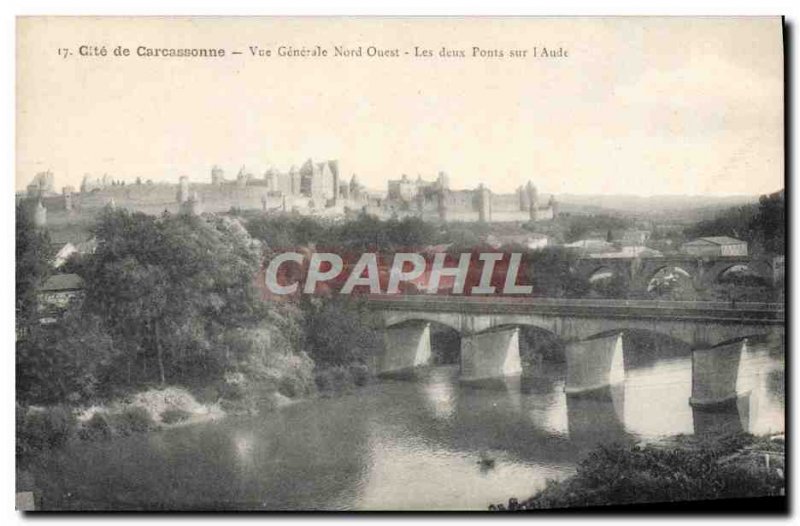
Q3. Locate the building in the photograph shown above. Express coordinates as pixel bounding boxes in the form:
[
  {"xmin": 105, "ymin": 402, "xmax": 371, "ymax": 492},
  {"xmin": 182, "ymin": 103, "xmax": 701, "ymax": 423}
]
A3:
[
  {"xmin": 37, "ymin": 273, "xmax": 84, "ymax": 324},
  {"xmin": 618, "ymin": 230, "xmax": 652, "ymax": 245},
  {"xmin": 680, "ymin": 236, "xmax": 748, "ymax": 257},
  {"xmin": 27, "ymin": 170, "xmax": 56, "ymax": 197},
  {"xmin": 486, "ymin": 232, "xmax": 550, "ymax": 250},
  {"xmin": 564, "ymin": 238, "xmax": 616, "ymax": 254},
  {"xmin": 22, "ymin": 161, "xmax": 553, "ymax": 223},
  {"xmin": 387, "ymin": 174, "xmax": 426, "ymax": 201},
  {"xmin": 588, "ymin": 246, "xmax": 663, "ymax": 259}
]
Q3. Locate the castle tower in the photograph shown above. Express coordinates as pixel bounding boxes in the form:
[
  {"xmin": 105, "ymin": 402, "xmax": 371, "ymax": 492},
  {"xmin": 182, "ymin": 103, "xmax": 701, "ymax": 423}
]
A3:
[
  {"xmin": 437, "ymin": 190, "xmax": 448, "ymax": 222},
  {"xmin": 211, "ymin": 165, "xmax": 224, "ymax": 185},
  {"xmin": 517, "ymin": 185, "xmax": 530, "ymax": 211},
  {"xmin": 329, "ymin": 160, "xmax": 340, "ymax": 206},
  {"xmin": 477, "ymin": 183, "xmax": 492, "ymax": 223},
  {"xmin": 548, "ymin": 195, "xmax": 558, "ymax": 218},
  {"xmin": 437, "ymin": 171, "xmax": 450, "ymax": 191},
  {"xmin": 33, "ymin": 199, "xmax": 47, "ymax": 228},
  {"xmin": 289, "ymin": 166, "xmax": 300, "ymax": 195},
  {"xmin": 264, "ymin": 168, "xmax": 276, "ymax": 191},
  {"xmin": 177, "ymin": 176, "xmax": 190, "ymax": 203},
  {"xmin": 236, "ymin": 167, "xmax": 248, "ymax": 187},
  {"xmin": 526, "ymin": 181, "xmax": 538, "ymax": 220},
  {"xmin": 349, "ymin": 174, "xmax": 361, "ymax": 200},
  {"xmin": 62, "ymin": 186, "xmax": 75, "ymax": 212},
  {"xmin": 187, "ymin": 192, "xmax": 203, "ymax": 216}
]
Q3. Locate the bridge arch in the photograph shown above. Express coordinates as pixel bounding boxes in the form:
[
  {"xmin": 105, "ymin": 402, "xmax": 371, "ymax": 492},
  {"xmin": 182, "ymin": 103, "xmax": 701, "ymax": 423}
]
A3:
[
  {"xmin": 587, "ymin": 266, "xmax": 617, "ymax": 283},
  {"xmin": 473, "ymin": 322, "xmax": 566, "ymax": 365},
  {"xmin": 643, "ymin": 265, "xmax": 698, "ymax": 297},
  {"xmin": 706, "ymin": 261, "xmax": 773, "ymax": 287},
  {"xmin": 384, "ymin": 311, "xmax": 464, "ymax": 334},
  {"xmin": 580, "ymin": 327, "xmax": 692, "ymax": 368}
]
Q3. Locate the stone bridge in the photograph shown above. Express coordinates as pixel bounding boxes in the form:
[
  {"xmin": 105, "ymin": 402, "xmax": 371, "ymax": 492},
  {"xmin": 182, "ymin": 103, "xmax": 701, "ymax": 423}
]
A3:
[
  {"xmin": 571, "ymin": 255, "xmax": 777, "ymax": 293},
  {"xmin": 366, "ymin": 295, "xmax": 784, "ymax": 407}
]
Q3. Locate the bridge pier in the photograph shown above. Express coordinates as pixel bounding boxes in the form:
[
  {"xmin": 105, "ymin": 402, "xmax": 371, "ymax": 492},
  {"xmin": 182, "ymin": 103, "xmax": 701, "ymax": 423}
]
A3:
[
  {"xmin": 379, "ymin": 322, "xmax": 432, "ymax": 376},
  {"xmin": 690, "ymin": 339, "xmax": 747, "ymax": 408},
  {"xmin": 565, "ymin": 333, "xmax": 625, "ymax": 394},
  {"xmin": 460, "ymin": 327, "xmax": 522, "ymax": 382},
  {"xmin": 567, "ymin": 383, "xmax": 627, "ymax": 443}
]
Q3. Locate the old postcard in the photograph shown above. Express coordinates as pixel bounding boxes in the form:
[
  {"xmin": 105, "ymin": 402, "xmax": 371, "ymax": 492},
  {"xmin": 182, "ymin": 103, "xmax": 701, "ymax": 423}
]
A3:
[{"xmin": 15, "ymin": 16, "xmax": 785, "ymax": 511}]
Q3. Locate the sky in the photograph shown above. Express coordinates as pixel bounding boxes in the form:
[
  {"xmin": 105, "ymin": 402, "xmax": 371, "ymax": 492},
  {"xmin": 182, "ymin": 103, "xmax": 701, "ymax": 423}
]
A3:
[{"xmin": 16, "ymin": 17, "xmax": 784, "ymax": 196}]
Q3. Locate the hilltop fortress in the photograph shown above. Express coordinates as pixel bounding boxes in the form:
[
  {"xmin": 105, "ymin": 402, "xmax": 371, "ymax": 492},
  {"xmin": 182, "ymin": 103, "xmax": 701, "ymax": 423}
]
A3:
[{"xmin": 21, "ymin": 160, "xmax": 557, "ymax": 224}]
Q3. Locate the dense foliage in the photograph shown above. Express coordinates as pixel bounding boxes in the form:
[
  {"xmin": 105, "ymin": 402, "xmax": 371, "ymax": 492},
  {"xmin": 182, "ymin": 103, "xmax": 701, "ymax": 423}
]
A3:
[
  {"xmin": 301, "ymin": 296, "xmax": 383, "ymax": 367},
  {"xmin": 16, "ymin": 208, "xmax": 319, "ymax": 406},
  {"xmin": 16, "ymin": 202, "xmax": 51, "ymax": 332},
  {"xmin": 683, "ymin": 191, "xmax": 784, "ymax": 255},
  {"xmin": 492, "ymin": 434, "xmax": 784, "ymax": 510}
]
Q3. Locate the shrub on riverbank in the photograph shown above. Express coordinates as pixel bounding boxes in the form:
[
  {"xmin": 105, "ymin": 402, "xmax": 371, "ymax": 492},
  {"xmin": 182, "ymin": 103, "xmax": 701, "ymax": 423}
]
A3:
[
  {"xmin": 313, "ymin": 363, "xmax": 372, "ymax": 394},
  {"xmin": 17, "ymin": 406, "xmax": 77, "ymax": 457},
  {"xmin": 109, "ymin": 406, "xmax": 155, "ymax": 435},
  {"xmin": 160, "ymin": 408, "xmax": 191, "ymax": 424},
  {"xmin": 490, "ymin": 433, "xmax": 785, "ymax": 511},
  {"xmin": 77, "ymin": 412, "xmax": 113, "ymax": 441}
]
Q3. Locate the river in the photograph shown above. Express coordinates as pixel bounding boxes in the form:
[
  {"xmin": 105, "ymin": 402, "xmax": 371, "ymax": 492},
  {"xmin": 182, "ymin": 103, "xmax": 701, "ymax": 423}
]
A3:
[{"xmin": 30, "ymin": 341, "xmax": 784, "ymax": 510}]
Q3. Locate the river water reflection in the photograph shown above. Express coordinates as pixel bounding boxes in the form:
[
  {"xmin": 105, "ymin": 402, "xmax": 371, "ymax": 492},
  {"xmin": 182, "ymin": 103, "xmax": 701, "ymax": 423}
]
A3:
[{"xmin": 33, "ymin": 342, "xmax": 784, "ymax": 510}]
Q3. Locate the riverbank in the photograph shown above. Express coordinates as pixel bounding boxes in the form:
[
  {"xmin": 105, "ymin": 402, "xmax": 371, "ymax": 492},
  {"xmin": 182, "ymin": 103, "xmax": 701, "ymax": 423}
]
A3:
[
  {"xmin": 490, "ymin": 432, "xmax": 785, "ymax": 511},
  {"xmin": 17, "ymin": 362, "xmax": 373, "ymax": 465}
]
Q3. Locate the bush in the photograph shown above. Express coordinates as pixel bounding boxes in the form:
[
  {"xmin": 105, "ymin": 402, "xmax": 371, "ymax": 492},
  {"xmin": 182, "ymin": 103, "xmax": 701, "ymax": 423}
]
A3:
[
  {"xmin": 110, "ymin": 406, "xmax": 155, "ymax": 435},
  {"xmin": 491, "ymin": 434, "xmax": 785, "ymax": 510},
  {"xmin": 348, "ymin": 363, "xmax": 371, "ymax": 387},
  {"xmin": 160, "ymin": 408, "xmax": 192, "ymax": 425},
  {"xmin": 314, "ymin": 369, "xmax": 335, "ymax": 393},
  {"xmin": 78, "ymin": 412, "xmax": 113, "ymax": 441},
  {"xmin": 218, "ymin": 380, "xmax": 246, "ymax": 401},
  {"xmin": 189, "ymin": 384, "xmax": 221, "ymax": 405},
  {"xmin": 330, "ymin": 366, "xmax": 351, "ymax": 390},
  {"xmin": 278, "ymin": 375, "xmax": 307, "ymax": 399},
  {"xmin": 19, "ymin": 406, "xmax": 76, "ymax": 453},
  {"xmin": 219, "ymin": 397, "xmax": 256, "ymax": 415}
]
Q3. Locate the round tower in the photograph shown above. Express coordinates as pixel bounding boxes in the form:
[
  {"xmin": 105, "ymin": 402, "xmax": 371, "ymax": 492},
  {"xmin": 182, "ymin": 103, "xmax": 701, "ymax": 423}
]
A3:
[
  {"xmin": 437, "ymin": 190, "xmax": 448, "ymax": 222},
  {"xmin": 349, "ymin": 174, "xmax": 360, "ymax": 199},
  {"xmin": 187, "ymin": 192, "xmax": 203, "ymax": 216},
  {"xmin": 264, "ymin": 168, "xmax": 276, "ymax": 191},
  {"xmin": 526, "ymin": 181, "xmax": 538, "ymax": 220},
  {"xmin": 33, "ymin": 200, "xmax": 47, "ymax": 228},
  {"xmin": 548, "ymin": 195, "xmax": 558, "ymax": 218},
  {"xmin": 211, "ymin": 165, "xmax": 224, "ymax": 185},
  {"xmin": 477, "ymin": 183, "xmax": 492, "ymax": 223},
  {"xmin": 518, "ymin": 185, "xmax": 530, "ymax": 211},
  {"xmin": 62, "ymin": 186, "xmax": 75, "ymax": 212},
  {"xmin": 437, "ymin": 171, "xmax": 450, "ymax": 191},
  {"xmin": 177, "ymin": 176, "xmax": 190, "ymax": 203}
]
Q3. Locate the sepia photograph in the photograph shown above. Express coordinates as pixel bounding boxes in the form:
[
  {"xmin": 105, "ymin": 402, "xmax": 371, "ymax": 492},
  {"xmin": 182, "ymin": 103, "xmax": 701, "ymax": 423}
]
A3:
[{"xmin": 14, "ymin": 15, "xmax": 786, "ymax": 512}]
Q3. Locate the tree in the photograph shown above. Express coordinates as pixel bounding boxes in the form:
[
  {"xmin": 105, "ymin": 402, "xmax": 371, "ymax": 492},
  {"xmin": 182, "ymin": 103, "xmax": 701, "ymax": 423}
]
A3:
[
  {"xmin": 750, "ymin": 191, "xmax": 784, "ymax": 255},
  {"xmin": 17, "ymin": 308, "xmax": 116, "ymax": 404},
  {"xmin": 301, "ymin": 297, "xmax": 383, "ymax": 367},
  {"xmin": 16, "ymin": 202, "xmax": 51, "ymax": 333},
  {"xmin": 80, "ymin": 209, "xmax": 266, "ymax": 386}
]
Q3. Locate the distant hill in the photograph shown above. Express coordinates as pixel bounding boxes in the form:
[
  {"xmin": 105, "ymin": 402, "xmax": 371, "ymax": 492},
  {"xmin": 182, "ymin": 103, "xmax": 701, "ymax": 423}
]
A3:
[{"xmin": 552, "ymin": 193, "xmax": 763, "ymax": 221}]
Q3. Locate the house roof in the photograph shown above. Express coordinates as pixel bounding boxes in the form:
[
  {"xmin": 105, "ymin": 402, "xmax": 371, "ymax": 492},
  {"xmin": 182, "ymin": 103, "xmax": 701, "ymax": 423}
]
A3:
[
  {"xmin": 684, "ymin": 236, "xmax": 745, "ymax": 246},
  {"xmin": 39, "ymin": 273, "xmax": 84, "ymax": 293}
]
